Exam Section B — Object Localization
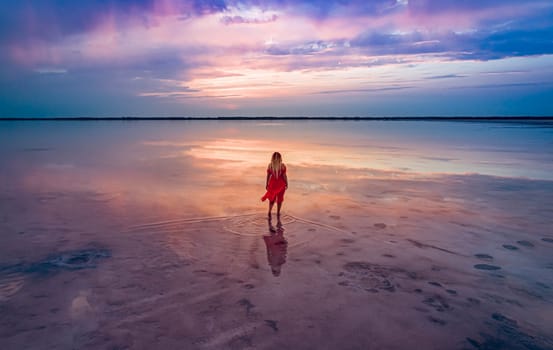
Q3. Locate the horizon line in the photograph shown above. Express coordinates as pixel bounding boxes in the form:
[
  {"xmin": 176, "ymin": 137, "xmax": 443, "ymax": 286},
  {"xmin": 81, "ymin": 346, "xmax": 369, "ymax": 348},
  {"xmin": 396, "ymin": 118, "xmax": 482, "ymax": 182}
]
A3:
[{"xmin": 1, "ymin": 116, "xmax": 553, "ymax": 122}]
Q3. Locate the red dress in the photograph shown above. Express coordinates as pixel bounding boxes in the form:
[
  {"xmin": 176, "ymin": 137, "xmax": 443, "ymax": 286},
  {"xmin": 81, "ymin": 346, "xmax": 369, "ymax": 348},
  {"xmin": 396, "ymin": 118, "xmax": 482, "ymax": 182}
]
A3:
[{"xmin": 261, "ymin": 165, "xmax": 287, "ymax": 203}]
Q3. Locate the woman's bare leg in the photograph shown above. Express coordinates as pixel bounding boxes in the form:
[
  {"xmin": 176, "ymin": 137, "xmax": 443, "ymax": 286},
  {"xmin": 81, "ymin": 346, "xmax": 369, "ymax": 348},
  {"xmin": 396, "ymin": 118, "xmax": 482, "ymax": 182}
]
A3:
[
  {"xmin": 268, "ymin": 201, "xmax": 275, "ymax": 216},
  {"xmin": 276, "ymin": 202, "xmax": 282, "ymax": 217}
]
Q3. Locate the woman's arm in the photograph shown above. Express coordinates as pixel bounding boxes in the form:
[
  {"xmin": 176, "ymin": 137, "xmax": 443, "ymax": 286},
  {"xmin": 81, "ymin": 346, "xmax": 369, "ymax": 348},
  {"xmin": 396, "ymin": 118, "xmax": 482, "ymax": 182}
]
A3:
[
  {"xmin": 266, "ymin": 172, "xmax": 271, "ymax": 190},
  {"xmin": 283, "ymin": 173, "xmax": 288, "ymax": 189}
]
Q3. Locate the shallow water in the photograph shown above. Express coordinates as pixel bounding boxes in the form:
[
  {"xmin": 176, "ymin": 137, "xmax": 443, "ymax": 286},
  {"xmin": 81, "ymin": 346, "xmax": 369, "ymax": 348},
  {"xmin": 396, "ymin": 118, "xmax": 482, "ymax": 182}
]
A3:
[
  {"xmin": 2, "ymin": 120, "xmax": 553, "ymax": 178},
  {"xmin": 0, "ymin": 120, "xmax": 552, "ymax": 349}
]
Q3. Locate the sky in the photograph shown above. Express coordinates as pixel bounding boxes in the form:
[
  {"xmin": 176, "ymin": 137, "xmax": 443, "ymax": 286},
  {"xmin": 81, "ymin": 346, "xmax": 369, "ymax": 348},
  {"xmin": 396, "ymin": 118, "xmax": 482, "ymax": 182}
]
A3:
[{"xmin": 0, "ymin": 0, "xmax": 552, "ymax": 117}]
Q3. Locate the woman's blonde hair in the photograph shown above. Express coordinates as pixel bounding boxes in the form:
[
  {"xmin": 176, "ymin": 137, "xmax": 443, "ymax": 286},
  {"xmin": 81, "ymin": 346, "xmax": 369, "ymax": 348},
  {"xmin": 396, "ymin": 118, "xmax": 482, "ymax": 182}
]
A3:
[{"xmin": 269, "ymin": 152, "xmax": 284, "ymax": 178}]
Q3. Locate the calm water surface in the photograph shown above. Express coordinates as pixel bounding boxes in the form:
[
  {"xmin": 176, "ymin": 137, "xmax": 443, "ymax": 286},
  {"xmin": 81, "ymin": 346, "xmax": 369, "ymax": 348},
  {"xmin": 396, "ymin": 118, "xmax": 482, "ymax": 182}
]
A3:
[
  {"xmin": 1, "ymin": 120, "xmax": 552, "ymax": 178},
  {"xmin": 1, "ymin": 120, "xmax": 553, "ymax": 349},
  {"xmin": 2, "ymin": 119, "xmax": 552, "ymax": 218}
]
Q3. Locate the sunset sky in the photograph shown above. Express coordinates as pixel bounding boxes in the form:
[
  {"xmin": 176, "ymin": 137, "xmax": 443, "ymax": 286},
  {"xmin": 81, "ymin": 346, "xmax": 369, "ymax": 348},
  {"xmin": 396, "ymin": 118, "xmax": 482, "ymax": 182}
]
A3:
[{"xmin": 1, "ymin": 0, "xmax": 552, "ymax": 117}]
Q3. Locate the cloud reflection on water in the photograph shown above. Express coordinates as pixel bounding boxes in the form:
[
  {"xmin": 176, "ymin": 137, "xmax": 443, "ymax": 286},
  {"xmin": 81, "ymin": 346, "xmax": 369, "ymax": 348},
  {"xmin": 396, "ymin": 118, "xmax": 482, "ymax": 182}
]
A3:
[
  {"xmin": 1, "ymin": 121, "xmax": 553, "ymax": 350},
  {"xmin": 151, "ymin": 134, "xmax": 552, "ymax": 180},
  {"xmin": 2, "ymin": 120, "xmax": 552, "ymax": 220}
]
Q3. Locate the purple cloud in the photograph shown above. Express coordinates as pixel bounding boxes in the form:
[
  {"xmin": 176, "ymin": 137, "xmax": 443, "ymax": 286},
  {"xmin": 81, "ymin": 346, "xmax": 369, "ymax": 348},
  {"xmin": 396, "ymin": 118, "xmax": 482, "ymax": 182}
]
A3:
[
  {"xmin": 407, "ymin": 0, "xmax": 534, "ymax": 13},
  {"xmin": 221, "ymin": 14, "xmax": 278, "ymax": 25},
  {"xmin": 315, "ymin": 86, "xmax": 413, "ymax": 94},
  {"xmin": 1, "ymin": 0, "xmax": 553, "ymax": 117},
  {"xmin": 426, "ymin": 74, "xmax": 466, "ymax": 80},
  {"xmin": 350, "ymin": 18, "xmax": 553, "ymax": 61}
]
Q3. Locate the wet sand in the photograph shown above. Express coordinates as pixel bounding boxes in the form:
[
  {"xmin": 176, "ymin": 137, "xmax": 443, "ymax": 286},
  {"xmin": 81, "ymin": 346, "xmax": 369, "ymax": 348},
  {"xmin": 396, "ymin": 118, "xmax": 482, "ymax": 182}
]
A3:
[{"xmin": 1, "ymin": 121, "xmax": 553, "ymax": 349}]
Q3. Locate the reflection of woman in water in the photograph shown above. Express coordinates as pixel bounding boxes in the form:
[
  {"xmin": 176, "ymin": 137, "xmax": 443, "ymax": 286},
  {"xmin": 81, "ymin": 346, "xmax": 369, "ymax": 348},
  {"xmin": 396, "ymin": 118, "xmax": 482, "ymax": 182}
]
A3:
[
  {"xmin": 261, "ymin": 152, "xmax": 288, "ymax": 218},
  {"xmin": 263, "ymin": 217, "xmax": 288, "ymax": 276}
]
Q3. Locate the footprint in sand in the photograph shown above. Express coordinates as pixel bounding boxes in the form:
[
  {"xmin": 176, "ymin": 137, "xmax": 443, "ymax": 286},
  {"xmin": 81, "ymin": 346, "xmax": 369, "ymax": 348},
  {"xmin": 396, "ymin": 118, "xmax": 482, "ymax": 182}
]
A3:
[
  {"xmin": 516, "ymin": 240, "xmax": 534, "ymax": 248},
  {"xmin": 427, "ymin": 316, "xmax": 447, "ymax": 326},
  {"xmin": 265, "ymin": 320, "xmax": 279, "ymax": 332},
  {"xmin": 237, "ymin": 298, "xmax": 255, "ymax": 315},
  {"xmin": 428, "ymin": 281, "xmax": 443, "ymax": 288},
  {"xmin": 542, "ymin": 238, "xmax": 553, "ymax": 243},
  {"xmin": 374, "ymin": 223, "xmax": 387, "ymax": 229},
  {"xmin": 474, "ymin": 254, "xmax": 493, "ymax": 260},
  {"xmin": 474, "ymin": 264, "xmax": 501, "ymax": 271},
  {"xmin": 413, "ymin": 306, "xmax": 429, "ymax": 313},
  {"xmin": 502, "ymin": 244, "xmax": 519, "ymax": 251},
  {"xmin": 422, "ymin": 295, "xmax": 451, "ymax": 312}
]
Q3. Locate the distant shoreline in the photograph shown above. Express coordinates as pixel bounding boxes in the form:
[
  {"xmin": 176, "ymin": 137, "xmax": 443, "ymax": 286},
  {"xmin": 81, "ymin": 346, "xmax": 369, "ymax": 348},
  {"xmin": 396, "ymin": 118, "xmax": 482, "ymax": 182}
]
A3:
[{"xmin": 1, "ymin": 116, "xmax": 552, "ymax": 121}]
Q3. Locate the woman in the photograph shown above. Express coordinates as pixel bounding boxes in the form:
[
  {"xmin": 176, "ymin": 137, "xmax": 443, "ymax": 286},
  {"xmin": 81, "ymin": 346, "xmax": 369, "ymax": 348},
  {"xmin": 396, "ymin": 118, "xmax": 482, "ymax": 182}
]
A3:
[{"xmin": 261, "ymin": 152, "xmax": 288, "ymax": 217}]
